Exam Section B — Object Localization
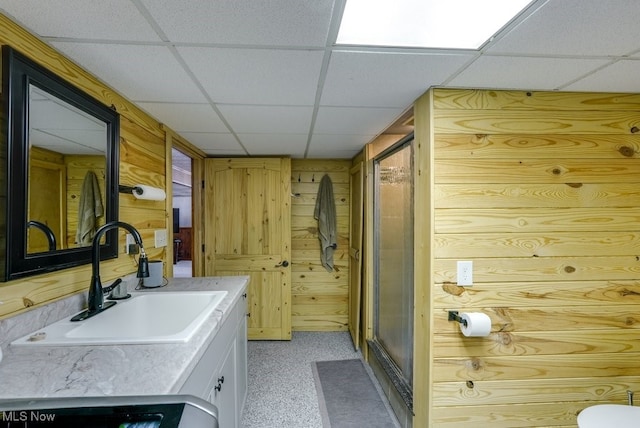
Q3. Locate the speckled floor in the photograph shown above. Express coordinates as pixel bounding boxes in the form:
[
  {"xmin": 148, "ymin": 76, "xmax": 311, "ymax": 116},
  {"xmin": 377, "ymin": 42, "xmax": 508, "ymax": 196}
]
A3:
[
  {"xmin": 241, "ymin": 332, "xmax": 366, "ymax": 428},
  {"xmin": 172, "ymin": 260, "xmax": 192, "ymax": 277}
]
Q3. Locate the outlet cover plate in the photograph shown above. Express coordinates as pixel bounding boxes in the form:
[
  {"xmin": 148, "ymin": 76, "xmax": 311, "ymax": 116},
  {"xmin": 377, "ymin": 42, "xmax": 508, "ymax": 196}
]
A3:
[
  {"xmin": 154, "ymin": 229, "xmax": 168, "ymax": 248},
  {"xmin": 457, "ymin": 260, "xmax": 473, "ymax": 286}
]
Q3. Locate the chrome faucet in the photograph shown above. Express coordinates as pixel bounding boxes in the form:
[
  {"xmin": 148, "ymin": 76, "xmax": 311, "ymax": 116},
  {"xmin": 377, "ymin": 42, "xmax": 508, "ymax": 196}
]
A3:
[{"xmin": 71, "ymin": 221, "xmax": 149, "ymax": 321}]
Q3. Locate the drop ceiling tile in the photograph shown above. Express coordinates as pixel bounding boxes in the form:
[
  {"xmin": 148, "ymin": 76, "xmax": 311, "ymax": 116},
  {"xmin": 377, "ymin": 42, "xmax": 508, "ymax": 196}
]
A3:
[
  {"xmin": 217, "ymin": 105, "xmax": 313, "ymax": 134},
  {"xmin": 1, "ymin": 0, "xmax": 159, "ymax": 41},
  {"xmin": 237, "ymin": 134, "xmax": 308, "ymax": 158},
  {"xmin": 137, "ymin": 103, "xmax": 228, "ymax": 133},
  {"xmin": 314, "ymin": 107, "xmax": 405, "ymax": 135},
  {"xmin": 177, "ymin": 133, "xmax": 239, "ymax": 150},
  {"xmin": 449, "ymin": 55, "xmax": 609, "ymax": 90},
  {"xmin": 564, "ymin": 59, "xmax": 640, "ymax": 92},
  {"xmin": 50, "ymin": 43, "xmax": 206, "ymax": 103},
  {"xmin": 488, "ymin": 0, "xmax": 640, "ymax": 56},
  {"xmin": 307, "ymin": 134, "xmax": 373, "ymax": 158},
  {"xmin": 322, "ymin": 51, "xmax": 474, "ymax": 107},
  {"xmin": 178, "ymin": 47, "xmax": 324, "ymax": 105},
  {"xmin": 140, "ymin": 0, "xmax": 334, "ymax": 46},
  {"xmin": 178, "ymin": 132, "xmax": 246, "ymax": 154}
]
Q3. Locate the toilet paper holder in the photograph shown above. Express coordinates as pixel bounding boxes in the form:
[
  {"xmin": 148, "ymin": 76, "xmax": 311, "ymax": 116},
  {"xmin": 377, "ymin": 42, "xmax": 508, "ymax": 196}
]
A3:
[
  {"xmin": 448, "ymin": 311, "xmax": 468, "ymax": 327},
  {"xmin": 119, "ymin": 185, "xmax": 149, "ymax": 196}
]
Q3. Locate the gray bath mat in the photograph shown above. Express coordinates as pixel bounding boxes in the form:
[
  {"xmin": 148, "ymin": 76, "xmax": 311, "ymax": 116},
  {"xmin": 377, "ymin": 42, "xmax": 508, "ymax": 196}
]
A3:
[{"xmin": 312, "ymin": 359, "xmax": 400, "ymax": 428}]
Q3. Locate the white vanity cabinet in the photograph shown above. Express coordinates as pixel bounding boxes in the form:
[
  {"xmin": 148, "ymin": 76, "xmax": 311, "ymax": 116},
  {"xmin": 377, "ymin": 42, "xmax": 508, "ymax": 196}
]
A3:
[{"xmin": 180, "ymin": 292, "xmax": 248, "ymax": 427}]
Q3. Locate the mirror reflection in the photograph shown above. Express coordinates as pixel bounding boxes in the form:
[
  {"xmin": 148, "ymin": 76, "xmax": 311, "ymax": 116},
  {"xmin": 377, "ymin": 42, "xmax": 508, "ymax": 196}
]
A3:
[
  {"xmin": 27, "ymin": 85, "xmax": 108, "ymax": 254},
  {"xmin": 1, "ymin": 44, "xmax": 119, "ymax": 282}
]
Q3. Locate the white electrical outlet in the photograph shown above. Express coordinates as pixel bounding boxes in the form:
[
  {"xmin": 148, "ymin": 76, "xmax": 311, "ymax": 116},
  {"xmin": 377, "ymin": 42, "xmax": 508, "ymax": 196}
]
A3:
[
  {"xmin": 457, "ymin": 260, "xmax": 473, "ymax": 286},
  {"xmin": 154, "ymin": 229, "xmax": 168, "ymax": 248},
  {"xmin": 125, "ymin": 234, "xmax": 135, "ymax": 254}
]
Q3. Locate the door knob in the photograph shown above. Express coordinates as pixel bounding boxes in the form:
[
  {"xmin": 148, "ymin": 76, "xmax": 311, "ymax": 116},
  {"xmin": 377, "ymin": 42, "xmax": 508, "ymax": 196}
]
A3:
[{"xmin": 275, "ymin": 260, "xmax": 289, "ymax": 268}]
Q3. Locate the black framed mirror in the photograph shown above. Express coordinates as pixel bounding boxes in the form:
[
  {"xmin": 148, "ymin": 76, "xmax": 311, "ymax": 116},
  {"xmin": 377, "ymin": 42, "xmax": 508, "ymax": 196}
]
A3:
[{"xmin": 1, "ymin": 45, "xmax": 120, "ymax": 281}]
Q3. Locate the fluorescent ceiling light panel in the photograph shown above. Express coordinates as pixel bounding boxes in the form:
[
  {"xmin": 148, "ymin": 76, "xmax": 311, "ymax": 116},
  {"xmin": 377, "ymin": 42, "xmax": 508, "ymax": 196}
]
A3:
[{"xmin": 337, "ymin": 0, "xmax": 532, "ymax": 49}]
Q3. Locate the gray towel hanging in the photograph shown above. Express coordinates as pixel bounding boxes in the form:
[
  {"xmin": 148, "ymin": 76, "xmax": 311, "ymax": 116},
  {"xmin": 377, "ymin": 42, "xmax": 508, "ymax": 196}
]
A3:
[
  {"xmin": 314, "ymin": 174, "xmax": 337, "ymax": 272},
  {"xmin": 76, "ymin": 171, "xmax": 104, "ymax": 245}
]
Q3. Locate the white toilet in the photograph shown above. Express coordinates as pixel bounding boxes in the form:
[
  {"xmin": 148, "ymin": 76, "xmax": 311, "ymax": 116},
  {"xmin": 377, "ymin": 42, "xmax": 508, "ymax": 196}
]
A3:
[{"xmin": 578, "ymin": 404, "xmax": 640, "ymax": 427}]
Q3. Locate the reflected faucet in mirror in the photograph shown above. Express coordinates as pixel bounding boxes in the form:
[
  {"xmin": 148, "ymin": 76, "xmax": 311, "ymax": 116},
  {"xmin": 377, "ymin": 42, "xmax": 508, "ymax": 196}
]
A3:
[
  {"xmin": 26, "ymin": 221, "xmax": 57, "ymax": 252},
  {"xmin": 71, "ymin": 221, "xmax": 149, "ymax": 322}
]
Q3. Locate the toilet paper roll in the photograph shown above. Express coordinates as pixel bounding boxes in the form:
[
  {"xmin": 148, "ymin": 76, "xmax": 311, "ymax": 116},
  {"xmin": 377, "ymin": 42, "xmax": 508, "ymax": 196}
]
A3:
[
  {"xmin": 460, "ymin": 312, "xmax": 492, "ymax": 337},
  {"xmin": 133, "ymin": 184, "xmax": 166, "ymax": 201}
]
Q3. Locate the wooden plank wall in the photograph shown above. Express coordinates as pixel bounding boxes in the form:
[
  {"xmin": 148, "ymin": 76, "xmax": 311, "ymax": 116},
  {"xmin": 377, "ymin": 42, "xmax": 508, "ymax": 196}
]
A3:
[
  {"xmin": 426, "ymin": 88, "xmax": 640, "ymax": 427},
  {"xmin": 290, "ymin": 159, "xmax": 350, "ymax": 331},
  {"xmin": 0, "ymin": 14, "xmax": 168, "ymax": 319}
]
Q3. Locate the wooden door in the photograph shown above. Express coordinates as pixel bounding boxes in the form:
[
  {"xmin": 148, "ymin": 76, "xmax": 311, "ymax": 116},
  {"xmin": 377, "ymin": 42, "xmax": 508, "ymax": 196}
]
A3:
[
  {"xmin": 204, "ymin": 158, "xmax": 292, "ymax": 340},
  {"xmin": 348, "ymin": 161, "xmax": 364, "ymax": 350},
  {"xmin": 28, "ymin": 159, "xmax": 65, "ymax": 253}
]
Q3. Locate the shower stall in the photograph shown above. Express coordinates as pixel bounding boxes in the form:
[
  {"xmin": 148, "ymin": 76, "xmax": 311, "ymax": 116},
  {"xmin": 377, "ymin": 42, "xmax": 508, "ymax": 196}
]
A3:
[{"xmin": 368, "ymin": 134, "xmax": 414, "ymax": 425}]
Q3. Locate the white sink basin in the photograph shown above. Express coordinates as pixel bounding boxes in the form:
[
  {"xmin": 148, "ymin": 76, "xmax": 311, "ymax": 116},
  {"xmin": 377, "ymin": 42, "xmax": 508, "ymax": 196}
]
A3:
[
  {"xmin": 11, "ymin": 291, "xmax": 228, "ymax": 346},
  {"xmin": 578, "ymin": 404, "xmax": 640, "ymax": 427}
]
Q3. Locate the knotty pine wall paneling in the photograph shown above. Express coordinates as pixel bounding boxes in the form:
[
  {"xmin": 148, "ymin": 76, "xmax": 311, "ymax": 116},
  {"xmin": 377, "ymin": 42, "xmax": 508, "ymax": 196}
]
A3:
[
  {"xmin": 291, "ymin": 159, "xmax": 351, "ymax": 331},
  {"xmin": 418, "ymin": 88, "xmax": 640, "ymax": 427},
  {"xmin": 0, "ymin": 14, "xmax": 169, "ymax": 319}
]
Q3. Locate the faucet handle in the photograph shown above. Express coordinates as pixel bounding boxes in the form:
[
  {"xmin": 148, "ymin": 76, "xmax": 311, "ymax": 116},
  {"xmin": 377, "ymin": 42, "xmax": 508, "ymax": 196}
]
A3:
[
  {"xmin": 106, "ymin": 278, "xmax": 131, "ymax": 300},
  {"xmin": 102, "ymin": 278, "xmax": 122, "ymax": 294}
]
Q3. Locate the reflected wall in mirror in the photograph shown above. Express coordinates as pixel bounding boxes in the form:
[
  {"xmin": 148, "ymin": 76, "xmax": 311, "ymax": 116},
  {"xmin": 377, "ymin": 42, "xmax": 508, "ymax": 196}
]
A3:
[{"xmin": 1, "ymin": 45, "xmax": 120, "ymax": 281}]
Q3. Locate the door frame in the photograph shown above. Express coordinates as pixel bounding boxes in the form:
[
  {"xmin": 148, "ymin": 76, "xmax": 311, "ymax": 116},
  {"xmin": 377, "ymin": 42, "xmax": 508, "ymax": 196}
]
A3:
[{"xmin": 164, "ymin": 126, "xmax": 206, "ymax": 278}]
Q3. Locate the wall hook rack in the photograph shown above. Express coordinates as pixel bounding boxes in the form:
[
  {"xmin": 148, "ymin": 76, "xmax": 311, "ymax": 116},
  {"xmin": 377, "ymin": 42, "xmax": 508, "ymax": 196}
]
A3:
[{"xmin": 448, "ymin": 311, "xmax": 468, "ymax": 327}]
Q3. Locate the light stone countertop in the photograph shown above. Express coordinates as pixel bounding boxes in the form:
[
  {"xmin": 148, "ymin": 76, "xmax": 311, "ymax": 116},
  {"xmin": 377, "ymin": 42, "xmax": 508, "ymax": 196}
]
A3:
[{"xmin": 0, "ymin": 276, "xmax": 249, "ymax": 399}]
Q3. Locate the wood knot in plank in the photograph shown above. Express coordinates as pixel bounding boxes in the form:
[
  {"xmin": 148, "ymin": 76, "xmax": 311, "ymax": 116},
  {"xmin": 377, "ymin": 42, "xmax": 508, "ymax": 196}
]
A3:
[
  {"xmin": 496, "ymin": 332, "xmax": 512, "ymax": 345},
  {"xmin": 467, "ymin": 358, "xmax": 483, "ymax": 372},
  {"xmin": 470, "ymin": 135, "xmax": 488, "ymax": 146},
  {"xmin": 494, "ymin": 308, "xmax": 514, "ymax": 331},
  {"xmin": 23, "ymin": 298, "xmax": 35, "ymax": 307},
  {"xmin": 564, "ymin": 266, "xmax": 576, "ymax": 273},
  {"xmin": 620, "ymin": 288, "xmax": 640, "ymax": 297},
  {"xmin": 566, "ymin": 183, "xmax": 583, "ymax": 188},
  {"xmin": 619, "ymin": 146, "xmax": 635, "ymax": 157},
  {"xmin": 549, "ymin": 166, "xmax": 565, "ymax": 176},
  {"xmin": 524, "ymin": 291, "xmax": 550, "ymax": 299},
  {"xmin": 442, "ymin": 283, "xmax": 465, "ymax": 296},
  {"xmin": 630, "ymin": 126, "xmax": 640, "ymax": 134}
]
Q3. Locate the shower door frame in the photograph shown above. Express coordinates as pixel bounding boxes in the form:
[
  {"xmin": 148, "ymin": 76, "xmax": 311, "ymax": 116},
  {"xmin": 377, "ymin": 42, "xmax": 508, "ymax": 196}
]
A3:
[{"xmin": 368, "ymin": 133, "xmax": 415, "ymax": 413}]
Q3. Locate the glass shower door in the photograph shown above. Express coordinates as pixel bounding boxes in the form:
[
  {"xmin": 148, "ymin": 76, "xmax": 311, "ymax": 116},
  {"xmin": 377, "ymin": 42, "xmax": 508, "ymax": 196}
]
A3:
[{"xmin": 371, "ymin": 135, "xmax": 414, "ymax": 411}]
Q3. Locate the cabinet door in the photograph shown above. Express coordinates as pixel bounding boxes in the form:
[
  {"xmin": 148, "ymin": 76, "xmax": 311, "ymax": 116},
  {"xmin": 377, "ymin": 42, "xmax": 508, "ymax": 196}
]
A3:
[
  {"xmin": 210, "ymin": 341, "xmax": 237, "ymax": 428},
  {"xmin": 236, "ymin": 306, "xmax": 248, "ymax": 413}
]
